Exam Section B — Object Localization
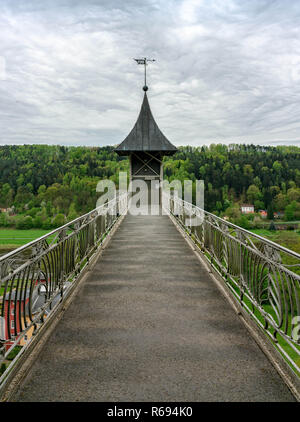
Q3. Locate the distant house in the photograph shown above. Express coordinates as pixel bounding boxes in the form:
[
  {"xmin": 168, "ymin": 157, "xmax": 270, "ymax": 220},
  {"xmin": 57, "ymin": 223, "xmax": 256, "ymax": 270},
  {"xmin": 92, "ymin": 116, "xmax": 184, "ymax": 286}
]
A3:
[
  {"xmin": 259, "ymin": 210, "xmax": 267, "ymax": 218},
  {"xmin": 240, "ymin": 204, "xmax": 254, "ymax": 214},
  {"xmin": 0, "ymin": 207, "xmax": 15, "ymax": 215},
  {"xmin": 0, "ymin": 282, "xmax": 72, "ymax": 351},
  {"xmin": 1, "ymin": 289, "xmax": 34, "ymax": 351}
]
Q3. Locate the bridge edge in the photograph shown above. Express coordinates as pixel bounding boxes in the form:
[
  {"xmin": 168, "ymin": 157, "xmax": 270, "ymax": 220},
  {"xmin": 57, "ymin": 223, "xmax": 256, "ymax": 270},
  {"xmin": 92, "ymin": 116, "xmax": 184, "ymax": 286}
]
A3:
[
  {"xmin": 0, "ymin": 213, "xmax": 126, "ymax": 402},
  {"xmin": 168, "ymin": 212, "xmax": 300, "ymax": 402}
]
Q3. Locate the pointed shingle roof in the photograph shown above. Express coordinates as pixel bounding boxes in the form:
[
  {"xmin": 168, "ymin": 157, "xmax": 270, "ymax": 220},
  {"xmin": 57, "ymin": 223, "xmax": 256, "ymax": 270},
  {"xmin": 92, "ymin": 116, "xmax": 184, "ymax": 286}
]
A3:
[{"xmin": 115, "ymin": 92, "xmax": 177, "ymax": 156}]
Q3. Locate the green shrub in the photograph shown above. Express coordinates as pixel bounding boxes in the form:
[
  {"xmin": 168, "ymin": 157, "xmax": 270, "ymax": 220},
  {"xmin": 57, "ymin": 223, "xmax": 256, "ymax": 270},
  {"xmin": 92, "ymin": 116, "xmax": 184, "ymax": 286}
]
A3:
[
  {"xmin": 0, "ymin": 363, "xmax": 6, "ymax": 376},
  {"xmin": 235, "ymin": 215, "xmax": 251, "ymax": 230},
  {"xmin": 33, "ymin": 215, "xmax": 44, "ymax": 228},
  {"xmin": 0, "ymin": 212, "xmax": 9, "ymax": 227},
  {"xmin": 26, "ymin": 207, "xmax": 40, "ymax": 218},
  {"xmin": 42, "ymin": 217, "xmax": 53, "ymax": 230},
  {"xmin": 67, "ymin": 203, "xmax": 78, "ymax": 222},
  {"xmin": 51, "ymin": 213, "xmax": 66, "ymax": 228},
  {"xmin": 16, "ymin": 215, "xmax": 33, "ymax": 230},
  {"xmin": 6, "ymin": 346, "xmax": 22, "ymax": 361}
]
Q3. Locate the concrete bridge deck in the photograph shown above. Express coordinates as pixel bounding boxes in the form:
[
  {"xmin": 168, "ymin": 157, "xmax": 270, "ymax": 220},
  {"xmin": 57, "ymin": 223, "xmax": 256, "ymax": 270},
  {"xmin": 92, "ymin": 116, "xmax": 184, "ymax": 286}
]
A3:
[{"xmin": 12, "ymin": 215, "xmax": 295, "ymax": 401}]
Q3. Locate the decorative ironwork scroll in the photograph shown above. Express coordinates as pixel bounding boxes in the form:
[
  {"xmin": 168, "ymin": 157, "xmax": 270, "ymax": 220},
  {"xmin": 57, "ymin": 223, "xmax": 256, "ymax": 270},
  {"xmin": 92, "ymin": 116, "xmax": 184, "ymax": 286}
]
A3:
[
  {"xmin": 165, "ymin": 194, "xmax": 300, "ymax": 376},
  {"xmin": 0, "ymin": 194, "xmax": 128, "ymax": 385}
]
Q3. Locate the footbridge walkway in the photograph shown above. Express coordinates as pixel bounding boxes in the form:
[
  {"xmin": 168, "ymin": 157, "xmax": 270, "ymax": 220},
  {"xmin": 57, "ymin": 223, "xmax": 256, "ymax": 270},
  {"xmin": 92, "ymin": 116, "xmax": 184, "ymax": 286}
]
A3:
[{"xmin": 0, "ymin": 194, "xmax": 299, "ymax": 401}]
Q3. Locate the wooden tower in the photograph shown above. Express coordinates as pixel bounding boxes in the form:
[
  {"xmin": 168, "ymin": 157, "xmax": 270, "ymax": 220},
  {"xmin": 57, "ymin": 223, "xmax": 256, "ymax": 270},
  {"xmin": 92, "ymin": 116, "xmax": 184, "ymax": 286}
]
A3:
[{"xmin": 115, "ymin": 85, "xmax": 177, "ymax": 209}]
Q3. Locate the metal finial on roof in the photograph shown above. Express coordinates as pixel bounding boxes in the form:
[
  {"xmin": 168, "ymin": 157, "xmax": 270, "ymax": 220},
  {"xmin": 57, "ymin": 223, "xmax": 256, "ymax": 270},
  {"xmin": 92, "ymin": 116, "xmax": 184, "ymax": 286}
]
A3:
[
  {"xmin": 114, "ymin": 58, "xmax": 177, "ymax": 156},
  {"xmin": 133, "ymin": 57, "xmax": 155, "ymax": 90}
]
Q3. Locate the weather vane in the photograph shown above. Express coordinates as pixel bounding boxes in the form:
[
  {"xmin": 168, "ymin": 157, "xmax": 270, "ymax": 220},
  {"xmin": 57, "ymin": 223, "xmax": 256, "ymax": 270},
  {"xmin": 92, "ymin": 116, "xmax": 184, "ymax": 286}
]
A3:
[{"xmin": 133, "ymin": 57, "xmax": 155, "ymax": 91}]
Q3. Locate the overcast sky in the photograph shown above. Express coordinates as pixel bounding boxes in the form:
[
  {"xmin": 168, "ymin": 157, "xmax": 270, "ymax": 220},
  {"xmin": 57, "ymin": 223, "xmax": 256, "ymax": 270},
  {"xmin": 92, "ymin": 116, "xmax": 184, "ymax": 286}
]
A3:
[{"xmin": 0, "ymin": 0, "xmax": 300, "ymax": 148}]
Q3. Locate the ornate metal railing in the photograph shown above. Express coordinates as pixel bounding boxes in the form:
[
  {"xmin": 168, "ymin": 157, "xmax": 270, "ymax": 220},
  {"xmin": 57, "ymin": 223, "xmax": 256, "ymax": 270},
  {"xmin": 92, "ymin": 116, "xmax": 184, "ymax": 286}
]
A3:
[
  {"xmin": 164, "ymin": 194, "xmax": 300, "ymax": 376},
  {"xmin": 0, "ymin": 193, "xmax": 128, "ymax": 386}
]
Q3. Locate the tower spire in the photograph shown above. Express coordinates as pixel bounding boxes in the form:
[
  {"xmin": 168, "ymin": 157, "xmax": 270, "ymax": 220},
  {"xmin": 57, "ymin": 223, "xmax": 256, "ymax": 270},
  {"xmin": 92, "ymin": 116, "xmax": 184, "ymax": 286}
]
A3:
[{"xmin": 133, "ymin": 57, "xmax": 155, "ymax": 91}]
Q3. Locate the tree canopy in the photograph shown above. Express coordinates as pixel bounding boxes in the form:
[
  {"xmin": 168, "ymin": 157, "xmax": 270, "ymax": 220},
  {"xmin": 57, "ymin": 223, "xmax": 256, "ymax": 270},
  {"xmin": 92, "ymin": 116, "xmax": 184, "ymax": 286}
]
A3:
[{"xmin": 0, "ymin": 144, "xmax": 299, "ymax": 229}]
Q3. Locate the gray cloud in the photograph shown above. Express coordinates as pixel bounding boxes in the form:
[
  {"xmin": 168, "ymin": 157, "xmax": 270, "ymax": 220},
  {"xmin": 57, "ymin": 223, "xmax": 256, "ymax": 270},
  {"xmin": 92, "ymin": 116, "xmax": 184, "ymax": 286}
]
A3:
[{"xmin": 0, "ymin": 0, "xmax": 300, "ymax": 147}]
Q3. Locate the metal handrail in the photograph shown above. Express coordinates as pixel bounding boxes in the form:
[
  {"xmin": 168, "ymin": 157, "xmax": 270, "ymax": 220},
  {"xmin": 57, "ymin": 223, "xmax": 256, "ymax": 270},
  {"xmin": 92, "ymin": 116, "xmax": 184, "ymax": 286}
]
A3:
[
  {"xmin": 179, "ymin": 197, "xmax": 300, "ymax": 260},
  {"xmin": 0, "ymin": 195, "xmax": 127, "ymax": 263},
  {"xmin": 164, "ymin": 193, "xmax": 300, "ymax": 375},
  {"xmin": 0, "ymin": 193, "xmax": 128, "ymax": 385}
]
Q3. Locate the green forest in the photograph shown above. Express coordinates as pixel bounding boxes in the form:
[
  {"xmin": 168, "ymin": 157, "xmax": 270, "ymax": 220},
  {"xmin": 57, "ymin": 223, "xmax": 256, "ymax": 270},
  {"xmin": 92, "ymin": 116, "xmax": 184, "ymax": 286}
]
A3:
[{"xmin": 0, "ymin": 144, "xmax": 299, "ymax": 231}]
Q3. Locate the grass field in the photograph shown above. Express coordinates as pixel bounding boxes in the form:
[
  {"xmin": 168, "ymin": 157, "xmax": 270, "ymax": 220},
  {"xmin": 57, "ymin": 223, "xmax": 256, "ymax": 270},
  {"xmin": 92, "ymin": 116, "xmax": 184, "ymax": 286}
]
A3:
[
  {"xmin": 0, "ymin": 228, "xmax": 52, "ymax": 254},
  {"xmin": 1, "ymin": 227, "xmax": 300, "ymax": 256},
  {"xmin": 249, "ymin": 228, "xmax": 300, "ymax": 255}
]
